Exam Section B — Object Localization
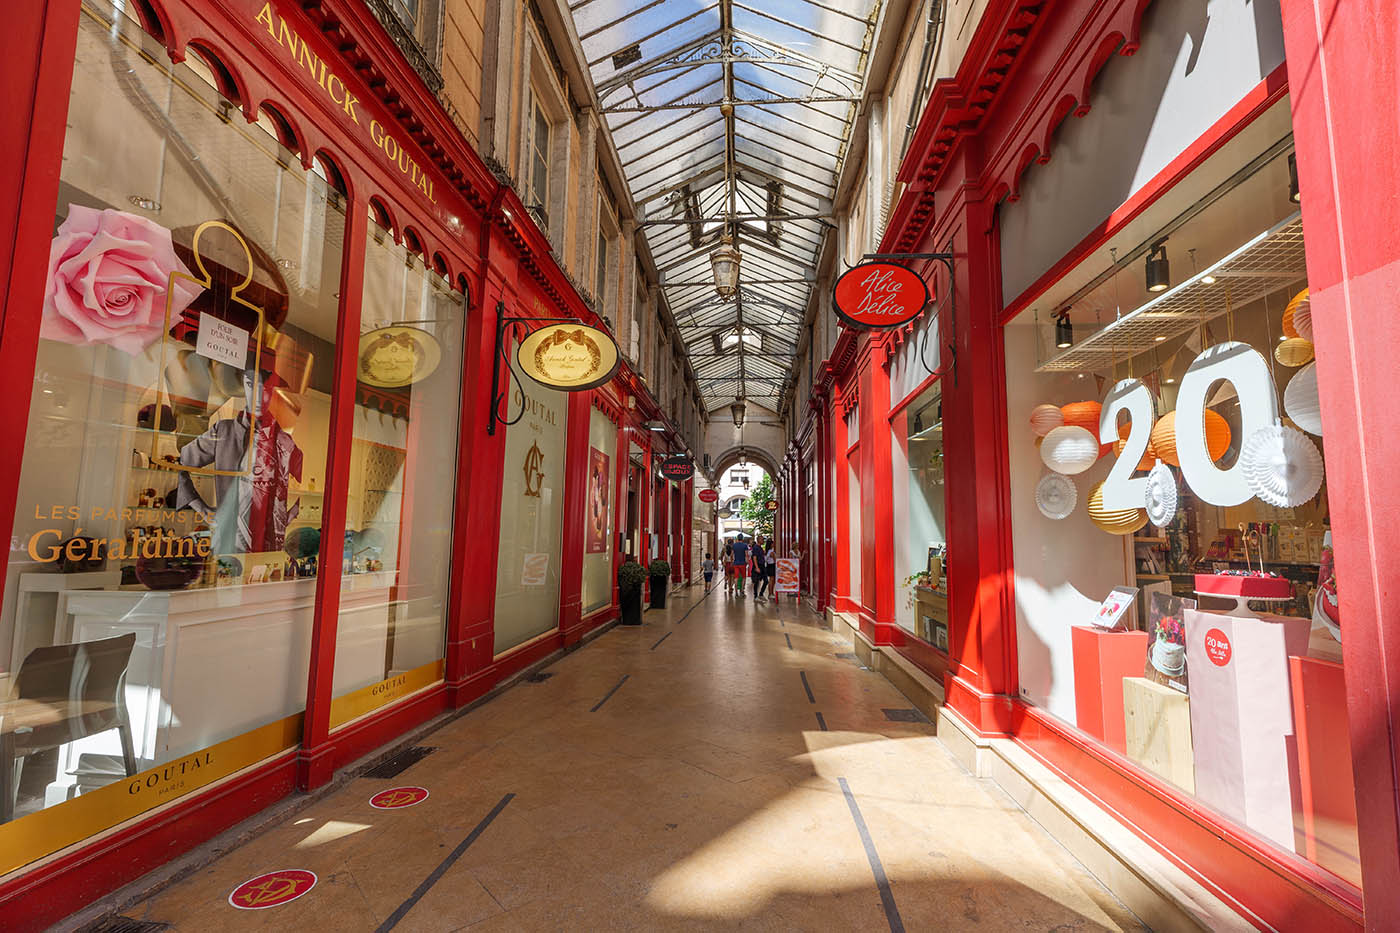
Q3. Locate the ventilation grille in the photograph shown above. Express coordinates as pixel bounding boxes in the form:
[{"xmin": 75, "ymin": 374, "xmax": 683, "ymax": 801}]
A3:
[
  {"xmin": 363, "ymin": 746, "xmax": 437, "ymax": 779},
  {"xmin": 82, "ymin": 918, "xmax": 171, "ymax": 933}
]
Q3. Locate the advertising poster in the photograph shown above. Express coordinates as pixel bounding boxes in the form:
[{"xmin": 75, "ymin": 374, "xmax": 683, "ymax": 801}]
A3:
[
  {"xmin": 586, "ymin": 447, "xmax": 609, "ymax": 554},
  {"xmin": 1145, "ymin": 591, "xmax": 1195, "ymax": 692},
  {"xmin": 775, "ymin": 559, "xmax": 799, "ymax": 594}
]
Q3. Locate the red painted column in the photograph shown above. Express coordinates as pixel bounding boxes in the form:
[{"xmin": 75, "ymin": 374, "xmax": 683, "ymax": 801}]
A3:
[
  {"xmin": 830, "ymin": 387, "xmax": 850, "ymax": 609},
  {"xmin": 1279, "ymin": 0, "xmax": 1400, "ymax": 918},
  {"xmin": 611, "ymin": 416, "xmax": 628, "ymax": 608},
  {"xmin": 558, "ymin": 389, "xmax": 590, "ymax": 643},
  {"xmin": 682, "ymin": 477, "xmax": 693, "ymax": 584},
  {"xmin": 813, "ymin": 391, "xmax": 832, "ymax": 613},
  {"xmin": 857, "ymin": 339, "xmax": 896, "ymax": 643},
  {"xmin": 670, "ymin": 482, "xmax": 682, "ymax": 584},
  {"xmin": 640, "ymin": 441, "xmax": 652, "ymax": 598},
  {"xmin": 298, "ymin": 186, "xmax": 369, "ymax": 789}
]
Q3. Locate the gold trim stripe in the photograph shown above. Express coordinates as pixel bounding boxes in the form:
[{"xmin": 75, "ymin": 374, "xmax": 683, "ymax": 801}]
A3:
[{"xmin": 328, "ymin": 660, "xmax": 444, "ymax": 730}]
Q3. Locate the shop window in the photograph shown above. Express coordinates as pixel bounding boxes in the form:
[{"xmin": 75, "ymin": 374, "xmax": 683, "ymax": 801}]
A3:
[
  {"xmin": 892, "ymin": 386, "xmax": 947, "ymax": 649},
  {"xmin": 0, "ymin": 5, "xmax": 343, "ymax": 872},
  {"xmin": 1004, "ymin": 142, "xmax": 1356, "ymax": 885},
  {"xmin": 524, "ymin": 87, "xmax": 551, "ymax": 230},
  {"xmin": 581, "ymin": 408, "xmax": 618, "ymax": 616},
  {"xmin": 327, "ymin": 217, "xmax": 465, "ymax": 728},
  {"xmin": 492, "ymin": 336, "xmax": 567, "ymax": 654},
  {"xmin": 256, "ymin": 105, "xmax": 299, "ymax": 159}
]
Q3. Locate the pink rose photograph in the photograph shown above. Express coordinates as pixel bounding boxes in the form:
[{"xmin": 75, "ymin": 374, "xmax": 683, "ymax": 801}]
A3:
[{"xmin": 42, "ymin": 205, "xmax": 203, "ymax": 355}]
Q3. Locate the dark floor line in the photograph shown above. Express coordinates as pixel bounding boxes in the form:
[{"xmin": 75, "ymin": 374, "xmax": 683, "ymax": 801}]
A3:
[
  {"xmin": 650, "ymin": 632, "xmax": 671, "ymax": 650},
  {"xmin": 590, "ymin": 674, "xmax": 630, "ymax": 712},
  {"xmin": 673, "ymin": 584, "xmax": 717, "ymax": 624},
  {"xmin": 375, "ymin": 792, "xmax": 515, "ymax": 932},
  {"xmin": 815, "ymin": 711, "xmax": 828, "ymax": 731},
  {"xmin": 785, "ymin": 633, "xmax": 793, "ymax": 650},
  {"xmin": 799, "ymin": 670, "xmax": 815, "ymax": 703},
  {"xmin": 837, "ymin": 777, "xmax": 905, "ymax": 933}
]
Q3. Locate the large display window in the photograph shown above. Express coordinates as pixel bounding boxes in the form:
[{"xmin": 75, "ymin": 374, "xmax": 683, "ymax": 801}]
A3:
[
  {"xmin": 329, "ymin": 219, "xmax": 465, "ymax": 727},
  {"xmin": 492, "ymin": 338, "xmax": 567, "ymax": 655},
  {"xmin": 581, "ymin": 405, "xmax": 618, "ymax": 615},
  {"xmin": 0, "ymin": 3, "xmax": 342, "ymax": 871},
  {"xmin": 1005, "ymin": 140, "xmax": 1356, "ymax": 885},
  {"xmin": 892, "ymin": 385, "xmax": 947, "ymax": 649}
]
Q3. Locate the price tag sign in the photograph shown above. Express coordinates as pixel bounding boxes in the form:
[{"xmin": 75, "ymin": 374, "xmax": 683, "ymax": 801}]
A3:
[{"xmin": 196, "ymin": 314, "xmax": 250, "ymax": 368}]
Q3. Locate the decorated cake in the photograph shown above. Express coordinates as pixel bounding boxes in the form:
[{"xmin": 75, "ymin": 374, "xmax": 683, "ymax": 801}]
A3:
[{"xmin": 1194, "ymin": 571, "xmax": 1292, "ymax": 599}]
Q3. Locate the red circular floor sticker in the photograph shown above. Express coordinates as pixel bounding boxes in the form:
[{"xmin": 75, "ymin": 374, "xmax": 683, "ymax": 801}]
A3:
[
  {"xmin": 369, "ymin": 786, "xmax": 430, "ymax": 809},
  {"xmin": 228, "ymin": 869, "xmax": 316, "ymax": 909},
  {"xmin": 1204, "ymin": 628, "xmax": 1232, "ymax": 667}
]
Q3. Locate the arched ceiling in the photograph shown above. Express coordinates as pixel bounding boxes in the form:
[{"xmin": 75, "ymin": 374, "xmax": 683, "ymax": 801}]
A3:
[{"xmin": 564, "ymin": 0, "xmax": 881, "ymax": 412}]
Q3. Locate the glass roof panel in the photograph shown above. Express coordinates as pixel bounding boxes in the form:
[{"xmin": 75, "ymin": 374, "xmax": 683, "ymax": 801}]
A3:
[{"xmin": 564, "ymin": 0, "xmax": 878, "ymax": 406}]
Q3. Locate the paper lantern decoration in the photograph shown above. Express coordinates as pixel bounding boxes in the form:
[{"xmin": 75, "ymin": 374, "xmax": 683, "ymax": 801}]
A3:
[
  {"xmin": 1149, "ymin": 410, "xmax": 1231, "ymax": 467},
  {"xmin": 1286, "ymin": 288, "xmax": 1313, "ymax": 341},
  {"xmin": 1274, "ymin": 337, "xmax": 1315, "ymax": 367},
  {"xmin": 1144, "ymin": 462, "xmax": 1178, "ymax": 528},
  {"xmin": 1087, "ymin": 480, "xmax": 1149, "ymax": 535},
  {"xmin": 1060, "ymin": 401, "xmax": 1101, "ymax": 433},
  {"xmin": 1035, "ymin": 472, "xmax": 1077, "ymax": 520},
  {"xmin": 1040, "ymin": 425, "xmax": 1100, "ymax": 475},
  {"xmin": 1029, "ymin": 403, "xmax": 1064, "ymax": 436},
  {"xmin": 1240, "ymin": 423, "xmax": 1324, "ymax": 507},
  {"xmin": 1284, "ymin": 361, "xmax": 1323, "ymax": 436},
  {"xmin": 1113, "ymin": 422, "xmax": 1158, "ymax": 471}
]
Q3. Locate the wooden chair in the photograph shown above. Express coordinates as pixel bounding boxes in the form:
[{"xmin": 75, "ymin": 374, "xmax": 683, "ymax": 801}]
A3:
[{"xmin": 1, "ymin": 633, "xmax": 137, "ymax": 822}]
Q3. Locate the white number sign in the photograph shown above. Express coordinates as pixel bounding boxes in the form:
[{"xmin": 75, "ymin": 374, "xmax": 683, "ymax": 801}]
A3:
[
  {"xmin": 1099, "ymin": 378, "xmax": 1155, "ymax": 509},
  {"xmin": 1173, "ymin": 342, "xmax": 1278, "ymax": 507}
]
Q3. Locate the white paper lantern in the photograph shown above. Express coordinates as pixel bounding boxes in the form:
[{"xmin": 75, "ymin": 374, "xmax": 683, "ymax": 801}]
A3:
[
  {"xmin": 1029, "ymin": 403, "xmax": 1064, "ymax": 436},
  {"xmin": 1035, "ymin": 472, "xmax": 1077, "ymax": 520},
  {"xmin": 1284, "ymin": 361, "xmax": 1323, "ymax": 436},
  {"xmin": 1241, "ymin": 423, "xmax": 1324, "ymax": 507},
  {"xmin": 1144, "ymin": 462, "xmax": 1178, "ymax": 528},
  {"xmin": 1040, "ymin": 425, "xmax": 1099, "ymax": 475}
]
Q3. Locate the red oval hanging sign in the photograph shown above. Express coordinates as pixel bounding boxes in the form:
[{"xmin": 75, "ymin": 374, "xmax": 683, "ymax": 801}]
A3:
[
  {"xmin": 659, "ymin": 455, "xmax": 693, "ymax": 480},
  {"xmin": 698, "ymin": 489, "xmax": 719, "ymax": 503},
  {"xmin": 832, "ymin": 262, "xmax": 930, "ymax": 330},
  {"xmin": 764, "ymin": 499, "xmax": 779, "ymax": 511}
]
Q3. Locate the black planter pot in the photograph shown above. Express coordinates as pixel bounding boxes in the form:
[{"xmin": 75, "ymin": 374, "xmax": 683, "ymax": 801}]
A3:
[
  {"xmin": 649, "ymin": 576, "xmax": 668, "ymax": 609},
  {"xmin": 620, "ymin": 586, "xmax": 644, "ymax": 625}
]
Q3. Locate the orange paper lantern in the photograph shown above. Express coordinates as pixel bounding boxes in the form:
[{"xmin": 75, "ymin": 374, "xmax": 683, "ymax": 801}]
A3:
[
  {"xmin": 1150, "ymin": 409, "xmax": 1232, "ymax": 467},
  {"xmin": 1061, "ymin": 401, "xmax": 1108, "ymax": 456},
  {"xmin": 1113, "ymin": 422, "xmax": 1158, "ymax": 471}
]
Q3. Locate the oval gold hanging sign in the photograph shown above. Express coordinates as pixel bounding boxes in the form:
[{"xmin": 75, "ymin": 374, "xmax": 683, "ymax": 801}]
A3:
[
  {"xmin": 517, "ymin": 323, "xmax": 620, "ymax": 391},
  {"xmin": 359, "ymin": 325, "xmax": 443, "ymax": 388}
]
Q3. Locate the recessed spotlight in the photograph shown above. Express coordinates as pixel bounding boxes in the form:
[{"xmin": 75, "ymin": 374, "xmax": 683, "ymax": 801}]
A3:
[
  {"xmin": 1154, "ymin": 335, "xmax": 1166, "ymax": 342},
  {"xmin": 1279, "ymin": 334, "xmax": 1287, "ymax": 341},
  {"xmin": 1201, "ymin": 274, "xmax": 1216, "ymax": 284},
  {"xmin": 128, "ymin": 195, "xmax": 161, "ymax": 211},
  {"xmin": 1165, "ymin": 377, "xmax": 1176, "ymax": 384}
]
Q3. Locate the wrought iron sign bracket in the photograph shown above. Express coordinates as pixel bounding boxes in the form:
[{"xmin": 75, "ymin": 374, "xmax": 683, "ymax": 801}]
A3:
[
  {"xmin": 857, "ymin": 247, "xmax": 960, "ymax": 386},
  {"xmin": 488, "ymin": 300, "xmax": 583, "ymax": 435}
]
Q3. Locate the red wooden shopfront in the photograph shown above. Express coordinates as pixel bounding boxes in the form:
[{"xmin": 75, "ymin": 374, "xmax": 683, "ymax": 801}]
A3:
[{"xmin": 0, "ymin": 1, "xmax": 691, "ymax": 929}]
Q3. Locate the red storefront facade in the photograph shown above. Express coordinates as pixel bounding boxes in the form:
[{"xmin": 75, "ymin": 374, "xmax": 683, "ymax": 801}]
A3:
[
  {"xmin": 0, "ymin": 1, "xmax": 693, "ymax": 929},
  {"xmin": 787, "ymin": 0, "xmax": 1400, "ymax": 929}
]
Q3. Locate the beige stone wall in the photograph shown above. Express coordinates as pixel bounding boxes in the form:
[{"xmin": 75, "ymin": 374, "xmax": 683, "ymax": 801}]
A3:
[{"xmin": 440, "ymin": 0, "xmax": 486, "ymax": 149}]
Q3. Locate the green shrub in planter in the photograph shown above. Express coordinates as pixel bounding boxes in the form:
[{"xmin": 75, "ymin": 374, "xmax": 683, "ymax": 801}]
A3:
[
  {"xmin": 648, "ymin": 559, "xmax": 671, "ymax": 578},
  {"xmin": 618, "ymin": 560, "xmax": 646, "ymax": 591}
]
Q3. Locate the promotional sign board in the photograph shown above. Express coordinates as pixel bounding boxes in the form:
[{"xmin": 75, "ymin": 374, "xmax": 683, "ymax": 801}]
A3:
[
  {"xmin": 659, "ymin": 455, "xmax": 693, "ymax": 480},
  {"xmin": 764, "ymin": 499, "xmax": 778, "ymax": 511},
  {"xmin": 832, "ymin": 261, "xmax": 929, "ymax": 330},
  {"xmin": 775, "ymin": 559, "xmax": 799, "ymax": 593},
  {"xmin": 516, "ymin": 323, "xmax": 619, "ymax": 390},
  {"xmin": 698, "ymin": 488, "xmax": 719, "ymax": 503}
]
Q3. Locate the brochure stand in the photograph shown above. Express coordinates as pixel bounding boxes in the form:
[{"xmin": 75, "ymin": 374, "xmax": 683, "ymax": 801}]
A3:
[
  {"xmin": 1071, "ymin": 625, "xmax": 1148, "ymax": 753},
  {"xmin": 1122, "ymin": 677, "xmax": 1194, "ymax": 792},
  {"xmin": 1183, "ymin": 608, "xmax": 1309, "ymax": 851}
]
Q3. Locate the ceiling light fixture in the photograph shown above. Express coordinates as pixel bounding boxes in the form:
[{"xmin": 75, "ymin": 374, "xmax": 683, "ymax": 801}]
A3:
[
  {"xmin": 1054, "ymin": 313, "xmax": 1073, "ymax": 349},
  {"xmin": 710, "ymin": 235, "xmax": 741, "ymax": 300},
  {"xmin": 1146, "ymin": 240, "xmax": 1170, "ymax": 292},
  {"xmin": 730, "ymin": 396, "xmax": 746, "ymax": 426}
]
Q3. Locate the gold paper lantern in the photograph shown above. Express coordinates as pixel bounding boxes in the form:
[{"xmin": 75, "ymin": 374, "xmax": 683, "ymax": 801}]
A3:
[
  {"xmin": 1282, "ymin": 306, "xmax": 1299, "ymax": 338},
  {"xmin": 1275, "ymin": 337, "xmax": 1315, "ymax": 367},
  {"xmin": 1113, "ymin": 422, "xmax": 1158, "ymax": 471},
  {"xmin": 1150, "ymin": 409, "xmax": 1231, "ymax": 467},
  {"xmin": 1086, "ymin": 480, "xmax": 1149, "ymax": 535},
  {"xmin": 1285, "ymin": 288, "xmax": 1313, "ymax": 341}
]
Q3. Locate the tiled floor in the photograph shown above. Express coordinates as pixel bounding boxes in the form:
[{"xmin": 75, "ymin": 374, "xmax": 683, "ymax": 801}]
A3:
[{"xmin": 112, "ymin": 586, "xmax": 1146, "ymax": 931}]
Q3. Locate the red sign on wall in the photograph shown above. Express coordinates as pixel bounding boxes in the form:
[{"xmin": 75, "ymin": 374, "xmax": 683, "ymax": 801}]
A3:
[
  {"xmin": 832, "ymin": 262, "xmax": 930, "ymax": 330},
  {"xmin": 1204, "ymin": 628, "xmax": 1233, "ymax": 667},
  {"xmin": 698, "ymin": 489, "xmax": 719, "ymax": 503}
]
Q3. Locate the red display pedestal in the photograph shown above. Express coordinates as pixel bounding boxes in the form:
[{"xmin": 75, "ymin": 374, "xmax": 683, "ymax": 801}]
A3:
[
  {"xmin": 1290, "ymin": 655, "xmax": 1361, "ymax": 885},
  {"xmin": 1071, "ymin": 626, "xmax": 1149, "ymax": 753}
]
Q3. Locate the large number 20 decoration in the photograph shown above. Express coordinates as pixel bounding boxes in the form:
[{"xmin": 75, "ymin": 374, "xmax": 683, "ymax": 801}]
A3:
[
  {"xmin": 1098, "ymin": 378, "xmax": 1154, "ymax": 509},
  {"xmin": 1173, "ymin": 341, "xmax": 1278, "ymax": 506}
]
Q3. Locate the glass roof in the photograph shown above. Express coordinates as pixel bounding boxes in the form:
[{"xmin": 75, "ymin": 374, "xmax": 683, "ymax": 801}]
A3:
[{"xmin": 566, "ymin": 0, "xmax": 880, "ymax": 412}]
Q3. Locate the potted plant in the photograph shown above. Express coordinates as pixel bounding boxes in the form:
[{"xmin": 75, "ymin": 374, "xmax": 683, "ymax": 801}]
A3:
[
  {"xmin": 648, "ymin": 558, "xmax": 671, "ymax": 609},
  {"xmin": 617, "ymin": 558, "xmax": 646, "ymax": 625}
]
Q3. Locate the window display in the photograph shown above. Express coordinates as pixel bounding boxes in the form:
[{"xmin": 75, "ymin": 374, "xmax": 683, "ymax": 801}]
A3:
[
  {"xmin": 492, "ymin": 339, "xmax": 567, "ymax": 655},
  {"xmin": 329, "ymin": 220, "xmax": 465, "ymax": 727},
  {"xmin": 892, "ymin": 385, "xmax": 947, "ymax": 646},
  {"xmin": 582, "ymin": 406, "xmax": 618, "ymax": 615},
  {"xmin": 0, "ymin": 4, "xmax": 342, "ymax": 871},
  {"xmin": 1005, "ymin": 142, "xmax": 1356, "ymax": 885}
]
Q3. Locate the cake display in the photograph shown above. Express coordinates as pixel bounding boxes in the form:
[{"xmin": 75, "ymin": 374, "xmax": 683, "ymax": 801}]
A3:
[{"xmin": 1194, "ymin": 571, "xmax": 1292, "ymax": 599}]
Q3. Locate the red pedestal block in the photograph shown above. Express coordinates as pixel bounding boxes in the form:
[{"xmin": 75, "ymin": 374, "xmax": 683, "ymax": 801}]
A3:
[
  {"xmin": 1290, "ymin": 655, "xmax": 1361, "ymax": 885},
  {"xmin": 1071, "ymin": 626, "xmax": 1149, "ymax": 753}
]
